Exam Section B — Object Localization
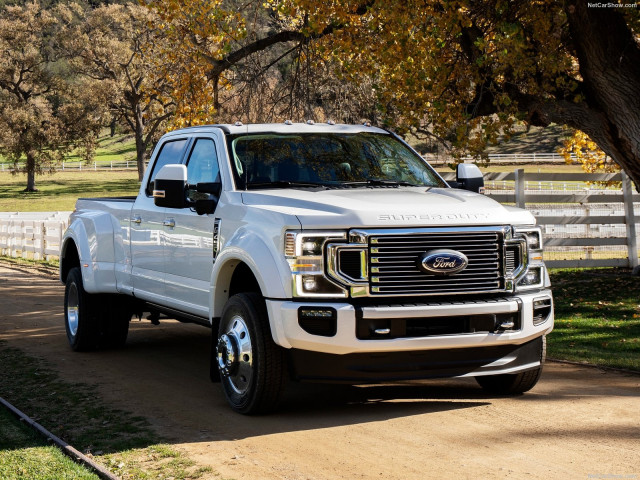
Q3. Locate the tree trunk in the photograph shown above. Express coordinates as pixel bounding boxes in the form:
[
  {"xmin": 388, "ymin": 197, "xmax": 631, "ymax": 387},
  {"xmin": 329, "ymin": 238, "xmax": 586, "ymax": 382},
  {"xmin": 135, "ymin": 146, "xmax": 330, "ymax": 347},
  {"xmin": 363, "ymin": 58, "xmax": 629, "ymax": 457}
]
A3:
[
  {"xmin": 25, "ymin": 151, "xmax": 37, "ymax": 192},
  {"xmin": 134, "ymin": 108, "xmax": 146, "ymax": 182},
  {"xmin": 565, "ymin": 0, "xmax": 640, "ymax": 190},
  {"xmin": 110, "ymin": 117, "xmax": 117, "ymax": 137}
]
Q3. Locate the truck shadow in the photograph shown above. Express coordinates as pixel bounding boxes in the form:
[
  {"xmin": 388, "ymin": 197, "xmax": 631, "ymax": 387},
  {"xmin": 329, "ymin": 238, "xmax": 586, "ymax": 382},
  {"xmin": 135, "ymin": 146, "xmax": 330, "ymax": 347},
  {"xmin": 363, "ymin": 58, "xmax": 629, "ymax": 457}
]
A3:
[{"xmin": 116, "ymin": 322, "xmax": 493, "ymax": 442}]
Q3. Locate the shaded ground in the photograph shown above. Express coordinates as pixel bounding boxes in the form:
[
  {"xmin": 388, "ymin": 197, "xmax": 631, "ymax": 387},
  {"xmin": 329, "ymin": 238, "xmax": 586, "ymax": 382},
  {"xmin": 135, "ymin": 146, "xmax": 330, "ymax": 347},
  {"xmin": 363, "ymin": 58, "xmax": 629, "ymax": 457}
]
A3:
[{"xmin": 0, "ymin": 264, "xmax": 638, "ymax": 479}]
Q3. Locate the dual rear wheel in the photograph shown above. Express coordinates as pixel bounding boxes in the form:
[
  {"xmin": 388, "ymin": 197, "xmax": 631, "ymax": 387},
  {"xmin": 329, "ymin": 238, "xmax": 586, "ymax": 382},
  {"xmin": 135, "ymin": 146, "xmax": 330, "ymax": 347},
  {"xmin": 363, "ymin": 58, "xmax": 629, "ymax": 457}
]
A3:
[{"xmin": 64, "ymin": 267, "xmax": 130, "ymax": 351}]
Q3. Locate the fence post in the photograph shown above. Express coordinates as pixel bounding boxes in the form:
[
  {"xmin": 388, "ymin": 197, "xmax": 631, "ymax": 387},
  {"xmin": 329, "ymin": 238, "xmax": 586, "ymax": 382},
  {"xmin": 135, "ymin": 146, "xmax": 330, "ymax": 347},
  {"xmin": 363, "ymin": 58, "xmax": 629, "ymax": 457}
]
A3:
[
  {"xmin": 38, "ymin": 221, "xmax": 45, "ymax": 260},
  {"xmin": 622, "ymin": 171, "xmax": 639, "ymax": 269},
  {"xmin": 515, "ymin": 168, "xmax": 526, "ymax": 208}
]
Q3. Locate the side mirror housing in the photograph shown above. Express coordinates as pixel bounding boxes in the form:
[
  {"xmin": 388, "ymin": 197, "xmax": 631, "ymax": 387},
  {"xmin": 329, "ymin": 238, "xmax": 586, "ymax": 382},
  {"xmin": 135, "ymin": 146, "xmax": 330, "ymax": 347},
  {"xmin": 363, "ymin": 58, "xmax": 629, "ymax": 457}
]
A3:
[
  {"xmin": 455, "ymin": 163, "xmax": 485, "ymax": 194},
  {"xmin": 153, "ymin": 164, "xmax": 187, "ymax": 208}
]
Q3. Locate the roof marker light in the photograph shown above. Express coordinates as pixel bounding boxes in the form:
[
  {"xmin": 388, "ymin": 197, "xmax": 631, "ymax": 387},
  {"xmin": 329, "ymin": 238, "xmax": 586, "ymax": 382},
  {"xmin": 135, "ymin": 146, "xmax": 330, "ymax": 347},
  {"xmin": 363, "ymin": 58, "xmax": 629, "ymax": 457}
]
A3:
[
  {"xmin": 284, "ymin": 120, "xmax": 293, "ymax": 125},
  {"xmin": 234, "ymin": 121, "xmax": 243, "ymax": 126},
  {"xmin": 306, "ymin": 119, "xmax": 315, "ymax": 125}
]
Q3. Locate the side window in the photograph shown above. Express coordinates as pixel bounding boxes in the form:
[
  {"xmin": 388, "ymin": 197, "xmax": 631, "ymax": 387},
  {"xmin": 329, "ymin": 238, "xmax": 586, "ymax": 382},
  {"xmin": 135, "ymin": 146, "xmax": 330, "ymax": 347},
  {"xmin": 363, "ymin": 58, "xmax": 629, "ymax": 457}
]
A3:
[
  {"xmin": 146, "ymin": 139, "xmax": 188, "ymax": 195},
  {"xmin": 186, "ymin": 138, "xmax": 220, "ymax": 201}
]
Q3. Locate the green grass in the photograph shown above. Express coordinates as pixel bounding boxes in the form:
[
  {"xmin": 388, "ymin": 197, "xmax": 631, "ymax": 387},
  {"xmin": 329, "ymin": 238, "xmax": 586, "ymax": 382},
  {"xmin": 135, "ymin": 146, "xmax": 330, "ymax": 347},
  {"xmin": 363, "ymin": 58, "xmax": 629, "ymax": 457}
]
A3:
[
  {"xmin": 0, "ymin": 342, "xmax": 215, "ymax": 479},
  {"xmin": 0, "ymin": 131, "xmax": 140, "ymax": 211},
  {"xmin": 65, "ymin": 133, "xmax": 137, "ymax": 164},
  {"xmin": 0, "ymin": 408, "xmax": 99, "ymax": 480},
  {"xmin": 0, "ymin": 132, "xmax": 137, "ymax": 167},
  {"xmin": 549, "ymin": 268, "xmax": 640, "ymax": 370},
  {"xmin": 0, "ymin": 170, "xmax": 140, "ymax": 211}
]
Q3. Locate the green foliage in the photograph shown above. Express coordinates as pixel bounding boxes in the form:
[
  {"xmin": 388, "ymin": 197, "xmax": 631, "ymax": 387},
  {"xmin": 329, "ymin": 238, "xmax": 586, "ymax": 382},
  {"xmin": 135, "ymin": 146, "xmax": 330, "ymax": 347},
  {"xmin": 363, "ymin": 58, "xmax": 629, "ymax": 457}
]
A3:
[
  {"xmin": 0, "ymin": 1, "xmax": 104, "ymax": 191},
  {"xmin": 549, "ymin": 269, "xmax": 640, "ymax": 371}
]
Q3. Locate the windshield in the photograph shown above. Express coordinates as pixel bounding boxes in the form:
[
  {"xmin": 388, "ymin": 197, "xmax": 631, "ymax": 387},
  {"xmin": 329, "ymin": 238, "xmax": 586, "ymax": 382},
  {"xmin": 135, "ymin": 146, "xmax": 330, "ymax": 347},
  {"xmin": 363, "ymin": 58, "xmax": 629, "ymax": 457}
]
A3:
[{"xmin": 226, "ymin": 132, "xmax": 446, "ymax": 189}]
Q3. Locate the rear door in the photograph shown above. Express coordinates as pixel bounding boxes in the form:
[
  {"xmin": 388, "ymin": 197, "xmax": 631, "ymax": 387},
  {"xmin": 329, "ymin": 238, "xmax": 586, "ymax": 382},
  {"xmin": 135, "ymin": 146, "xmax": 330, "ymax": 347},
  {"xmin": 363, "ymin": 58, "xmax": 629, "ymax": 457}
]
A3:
[
  {"xmin": 131, "ymin": 137, "xmax": 190, "ymax": 304},
  {"xmin": 163, "ymin": 136, "xmax": 221, "ymax": 318}
]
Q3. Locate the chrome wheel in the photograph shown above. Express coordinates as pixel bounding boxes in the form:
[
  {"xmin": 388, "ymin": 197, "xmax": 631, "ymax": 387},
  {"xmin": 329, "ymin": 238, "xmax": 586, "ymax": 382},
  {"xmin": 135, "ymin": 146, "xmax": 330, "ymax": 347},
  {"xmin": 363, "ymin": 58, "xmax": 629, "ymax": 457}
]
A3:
[
  {"xmin": 217, "ymin": 314, "xmax": 253, "ymax": 395},
  {"xmin": 66, "ymin": 282, "xmax": 80, "ymax": 337}
]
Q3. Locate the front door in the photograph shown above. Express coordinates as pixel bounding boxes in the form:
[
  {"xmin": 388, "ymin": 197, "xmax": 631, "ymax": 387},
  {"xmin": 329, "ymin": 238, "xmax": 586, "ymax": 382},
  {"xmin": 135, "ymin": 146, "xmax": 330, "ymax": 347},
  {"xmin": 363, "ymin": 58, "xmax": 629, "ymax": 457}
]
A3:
[
  {"xmin": 163, "ymin": 137, "xmax": 221, "ymax": 318},
  {"xmin": 131, "ymin": 137, "xmax": 189, "ymax": 304}
]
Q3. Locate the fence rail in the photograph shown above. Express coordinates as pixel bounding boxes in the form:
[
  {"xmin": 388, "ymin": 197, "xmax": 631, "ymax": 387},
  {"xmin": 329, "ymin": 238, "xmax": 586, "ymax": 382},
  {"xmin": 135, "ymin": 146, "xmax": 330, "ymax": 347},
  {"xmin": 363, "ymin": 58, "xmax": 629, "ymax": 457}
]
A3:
[
  {"xmin": 427, "ymin": 152, "xmax": 576, "ymax": 165},
  {"xmin": 0, "ymin": 160, "xmax": 137, "ymax": 171},
  {"xmin": 1, "ymin": 152, "xmax": 578, "ymax": 173}
]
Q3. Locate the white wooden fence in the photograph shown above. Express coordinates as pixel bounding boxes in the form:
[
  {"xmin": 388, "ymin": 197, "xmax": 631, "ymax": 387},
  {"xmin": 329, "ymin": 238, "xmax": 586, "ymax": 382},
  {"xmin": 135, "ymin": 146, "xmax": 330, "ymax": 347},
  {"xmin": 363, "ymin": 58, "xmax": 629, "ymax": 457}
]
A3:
[
  {"xmin": 0, "ymin": 160, "xmax": 136, "ymax": 171},
  {"xmin": 428, "ymin": 152, "xmax": 575, "ymax": 165},
  {"xmin": 1, "ymin": 153, "xmax": 575, "ymax": 172},
  {"xmin": 0, "ymin": 212, "xmax": 71, "ymax": 261}
]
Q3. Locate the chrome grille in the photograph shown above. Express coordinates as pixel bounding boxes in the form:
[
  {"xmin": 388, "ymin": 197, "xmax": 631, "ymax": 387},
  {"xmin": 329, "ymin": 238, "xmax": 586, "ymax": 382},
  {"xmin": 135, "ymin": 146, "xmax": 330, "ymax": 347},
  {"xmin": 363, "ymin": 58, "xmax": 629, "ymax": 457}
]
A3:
[{"xmin": 369, "ymin": 229, "xmax": 504, "ymax": 295}]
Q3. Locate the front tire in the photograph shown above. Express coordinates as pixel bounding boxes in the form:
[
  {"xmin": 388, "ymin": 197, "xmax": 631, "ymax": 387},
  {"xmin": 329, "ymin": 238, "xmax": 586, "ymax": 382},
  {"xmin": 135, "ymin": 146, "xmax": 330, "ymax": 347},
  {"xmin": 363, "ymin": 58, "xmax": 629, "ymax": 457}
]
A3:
[
  {"xmin": 216, "ymin": 293, "xmax": 286, "ymax": 414},
  {"xmin": 476, "ymin": 336, "xmax": 546, "ymax": 394}
]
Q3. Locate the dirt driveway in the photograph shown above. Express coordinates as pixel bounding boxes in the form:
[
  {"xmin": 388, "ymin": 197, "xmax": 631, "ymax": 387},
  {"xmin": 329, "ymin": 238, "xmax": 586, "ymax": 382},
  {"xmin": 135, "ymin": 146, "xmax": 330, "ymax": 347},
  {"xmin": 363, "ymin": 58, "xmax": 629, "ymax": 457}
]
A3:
[{"xmin": 0, "ymin": 264, "xmax": 639, "ymax": 480}]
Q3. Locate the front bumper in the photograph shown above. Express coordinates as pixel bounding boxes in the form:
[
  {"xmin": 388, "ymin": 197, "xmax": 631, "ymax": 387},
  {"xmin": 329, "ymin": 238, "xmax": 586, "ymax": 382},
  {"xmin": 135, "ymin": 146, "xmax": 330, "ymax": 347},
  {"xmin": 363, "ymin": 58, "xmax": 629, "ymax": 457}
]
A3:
[
  {"xmin": 288, "ymin": 337, "xmax": 545, "ymax": 382},
  {"xmin": 265, "ymin": 290, "xmax": 553, "ymax": 356}
]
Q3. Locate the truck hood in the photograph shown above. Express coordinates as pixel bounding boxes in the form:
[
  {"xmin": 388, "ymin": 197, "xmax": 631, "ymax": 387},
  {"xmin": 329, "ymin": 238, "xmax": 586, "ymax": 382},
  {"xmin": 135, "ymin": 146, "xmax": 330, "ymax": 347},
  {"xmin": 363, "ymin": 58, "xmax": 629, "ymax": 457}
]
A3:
[{"xmin": 241, "ymin": 187, "xmax": 535, "ymax": 228}]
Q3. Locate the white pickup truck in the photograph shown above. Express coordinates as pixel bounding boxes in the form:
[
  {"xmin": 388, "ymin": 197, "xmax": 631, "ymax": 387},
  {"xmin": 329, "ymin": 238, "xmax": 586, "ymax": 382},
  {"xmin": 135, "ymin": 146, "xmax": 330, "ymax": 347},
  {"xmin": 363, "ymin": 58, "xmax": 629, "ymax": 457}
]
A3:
[{"xmin": 61, "ymin": 123, "xmax": 553, "ymax": 414}]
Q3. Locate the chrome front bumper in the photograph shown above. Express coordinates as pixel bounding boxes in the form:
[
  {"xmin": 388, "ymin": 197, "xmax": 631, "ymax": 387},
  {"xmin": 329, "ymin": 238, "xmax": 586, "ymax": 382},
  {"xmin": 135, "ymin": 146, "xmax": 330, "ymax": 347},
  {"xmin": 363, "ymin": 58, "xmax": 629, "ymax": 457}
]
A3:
[{"xmin": 266, "ymin": 290, "xmax": 553, "ymax": 355}]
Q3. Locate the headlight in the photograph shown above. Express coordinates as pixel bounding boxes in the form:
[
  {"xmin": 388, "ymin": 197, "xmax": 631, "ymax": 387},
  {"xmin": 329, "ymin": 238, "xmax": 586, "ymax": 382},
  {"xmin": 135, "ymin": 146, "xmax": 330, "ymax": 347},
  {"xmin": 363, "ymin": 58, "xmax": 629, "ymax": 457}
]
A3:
[
  {"xmin": 284, "ymin": 231, "xmax": 347, "ymax": 297},
  {"xmin": 514, "ymin": 227, "xmax": 545, "ymax": 291}
]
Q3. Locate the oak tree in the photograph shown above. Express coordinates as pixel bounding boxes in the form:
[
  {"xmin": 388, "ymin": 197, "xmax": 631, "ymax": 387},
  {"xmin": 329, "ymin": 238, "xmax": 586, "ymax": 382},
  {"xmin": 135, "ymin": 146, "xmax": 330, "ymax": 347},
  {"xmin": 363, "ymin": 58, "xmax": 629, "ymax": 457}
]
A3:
[
  {"xmin": 145, "ymin": 0, "xmax": 640, "ymax": 188},
  {"xmin": 62, "ymin": 3, "xmax": 175, "ymax": 180},
  {"xmin": 0, "ymin": 2, "xmax": 100, "ymax": 191}
]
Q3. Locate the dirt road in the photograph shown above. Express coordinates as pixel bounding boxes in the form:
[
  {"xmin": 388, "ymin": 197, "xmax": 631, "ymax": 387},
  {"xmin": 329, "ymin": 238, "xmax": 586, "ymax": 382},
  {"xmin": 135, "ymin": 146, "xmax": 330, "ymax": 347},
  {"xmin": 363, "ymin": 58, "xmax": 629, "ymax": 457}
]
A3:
[{"xmin": 1, "ymin": 264, "xmax": 639, "ymax": 479}]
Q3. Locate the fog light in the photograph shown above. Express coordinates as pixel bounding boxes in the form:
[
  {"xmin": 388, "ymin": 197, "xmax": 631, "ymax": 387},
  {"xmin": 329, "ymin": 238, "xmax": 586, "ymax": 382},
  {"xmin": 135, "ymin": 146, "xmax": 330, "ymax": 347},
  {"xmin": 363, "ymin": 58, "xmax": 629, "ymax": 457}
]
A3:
[
  {"xmin": 298, "ymin": 307, "xmax": 337, "ymax": 336},
  {"xmin": 533, "ymin": 297, "xmax": 552, "ymax": 326}
]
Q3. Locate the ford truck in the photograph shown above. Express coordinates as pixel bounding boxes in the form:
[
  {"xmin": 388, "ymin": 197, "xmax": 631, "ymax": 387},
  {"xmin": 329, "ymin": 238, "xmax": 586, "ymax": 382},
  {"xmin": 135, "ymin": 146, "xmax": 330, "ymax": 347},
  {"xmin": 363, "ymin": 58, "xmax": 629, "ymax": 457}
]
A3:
[{"xmin": 60, "ymin": 122, "xmax": 554, "ymax": 414}]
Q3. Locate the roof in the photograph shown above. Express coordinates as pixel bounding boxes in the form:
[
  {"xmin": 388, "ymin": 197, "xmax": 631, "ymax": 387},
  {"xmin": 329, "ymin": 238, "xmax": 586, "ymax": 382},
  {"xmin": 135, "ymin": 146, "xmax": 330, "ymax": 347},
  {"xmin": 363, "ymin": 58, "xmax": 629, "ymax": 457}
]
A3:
[{"xmin": 162, "ymin": 122, "xmax": 390, "ymax": 137}]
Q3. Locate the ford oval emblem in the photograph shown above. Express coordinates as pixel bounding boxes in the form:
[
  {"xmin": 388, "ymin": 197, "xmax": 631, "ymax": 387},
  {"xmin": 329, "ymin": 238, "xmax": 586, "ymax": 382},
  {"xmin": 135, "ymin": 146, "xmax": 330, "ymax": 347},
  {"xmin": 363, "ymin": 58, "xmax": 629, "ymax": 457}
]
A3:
[{"xmin": 418, "ymin": 249, "xmax": 469, "ymax": 275}]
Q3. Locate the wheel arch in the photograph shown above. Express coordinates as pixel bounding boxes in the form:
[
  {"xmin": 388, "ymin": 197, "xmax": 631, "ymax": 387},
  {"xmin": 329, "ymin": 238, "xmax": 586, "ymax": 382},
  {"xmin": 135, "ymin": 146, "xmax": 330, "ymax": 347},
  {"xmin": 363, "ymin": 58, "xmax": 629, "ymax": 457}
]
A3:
[
  {"xmin": 60, "ymin": 237, "xmax": 80, "ymax": 283},
  {"xmin": 60, "ymin": 215, "xmax": 118, "ymax": 293}
]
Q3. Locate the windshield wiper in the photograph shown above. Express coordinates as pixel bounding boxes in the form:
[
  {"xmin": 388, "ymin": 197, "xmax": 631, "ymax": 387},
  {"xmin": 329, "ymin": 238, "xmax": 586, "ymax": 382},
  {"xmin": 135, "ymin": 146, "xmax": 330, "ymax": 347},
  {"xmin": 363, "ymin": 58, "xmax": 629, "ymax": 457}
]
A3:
[
  {"xmin": 246, "ymin": 180, "xmax": 328, "ymax": 189},
  {"xmin": 340, "ymin": 178, "xmax": 422, "ymax": 187}
]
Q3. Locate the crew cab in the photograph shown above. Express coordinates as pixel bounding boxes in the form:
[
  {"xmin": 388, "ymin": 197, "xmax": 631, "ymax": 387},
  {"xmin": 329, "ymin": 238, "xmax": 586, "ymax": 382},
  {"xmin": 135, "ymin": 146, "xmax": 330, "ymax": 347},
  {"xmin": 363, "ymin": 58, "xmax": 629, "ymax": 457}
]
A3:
[{"xmin": 60, "ymin": 123, "xmax": 553, "ymax": 414}]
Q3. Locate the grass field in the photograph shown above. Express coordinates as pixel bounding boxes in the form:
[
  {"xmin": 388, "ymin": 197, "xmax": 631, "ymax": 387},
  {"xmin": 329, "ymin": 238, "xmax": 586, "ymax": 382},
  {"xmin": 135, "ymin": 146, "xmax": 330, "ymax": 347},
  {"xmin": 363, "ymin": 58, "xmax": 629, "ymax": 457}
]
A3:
[
  {"xmin": 0, "ymin": 408, "xmax": 98, "ymax": 480},
  {"xmin": 0, "ymin": 171, "xmax": 140, "ymax": 212},
  {"xmin": 0, "ymin": 342, "xmax": 214, "ymax": 480},
  {"xmin": 548, "ymin": 268, "xmax": 640, "ymax": 370},
  {"xmin": 0, "ymin": 133, "xmax": 137, "ymax": 167}
]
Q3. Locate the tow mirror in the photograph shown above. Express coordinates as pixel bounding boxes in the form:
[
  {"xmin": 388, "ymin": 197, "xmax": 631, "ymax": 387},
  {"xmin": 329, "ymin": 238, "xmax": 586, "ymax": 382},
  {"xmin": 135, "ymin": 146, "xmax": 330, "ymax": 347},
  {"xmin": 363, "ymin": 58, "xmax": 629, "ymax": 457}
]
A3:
[
  {"xmin": 153, "ymin": 164, "xmax": 187, "ymax": 208},
  {"xmin": 453, "ymin": 163, "xmax": 485, "ymax": 194}
]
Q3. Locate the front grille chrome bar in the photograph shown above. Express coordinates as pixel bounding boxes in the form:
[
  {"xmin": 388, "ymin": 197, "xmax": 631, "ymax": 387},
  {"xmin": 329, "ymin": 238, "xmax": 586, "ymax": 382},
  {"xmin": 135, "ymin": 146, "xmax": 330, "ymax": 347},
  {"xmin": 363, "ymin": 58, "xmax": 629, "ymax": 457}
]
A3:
[{"xmin": 327, "ymin": 226, "xmax": 528, "ymax": 298}]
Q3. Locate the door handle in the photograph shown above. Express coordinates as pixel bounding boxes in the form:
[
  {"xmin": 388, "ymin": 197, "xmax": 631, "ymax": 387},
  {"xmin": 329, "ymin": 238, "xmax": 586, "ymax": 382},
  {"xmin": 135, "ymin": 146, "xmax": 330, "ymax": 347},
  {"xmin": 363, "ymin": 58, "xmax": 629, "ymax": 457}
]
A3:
[
  {"xmin": 163, "ymin": 219, "xmax": 176, "ymax": 228},
  {"xmin": 131, "ymin": 216, "xmax": 142, "ymax": 224}
]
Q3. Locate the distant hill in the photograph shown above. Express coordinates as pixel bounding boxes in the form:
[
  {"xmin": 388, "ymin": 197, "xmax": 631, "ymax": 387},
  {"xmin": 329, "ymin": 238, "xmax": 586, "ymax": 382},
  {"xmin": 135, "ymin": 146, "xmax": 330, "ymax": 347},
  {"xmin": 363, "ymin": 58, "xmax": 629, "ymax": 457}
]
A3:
[{"xmin": 484, "ymin": 123, "xmax": 569, "ymax": 154}]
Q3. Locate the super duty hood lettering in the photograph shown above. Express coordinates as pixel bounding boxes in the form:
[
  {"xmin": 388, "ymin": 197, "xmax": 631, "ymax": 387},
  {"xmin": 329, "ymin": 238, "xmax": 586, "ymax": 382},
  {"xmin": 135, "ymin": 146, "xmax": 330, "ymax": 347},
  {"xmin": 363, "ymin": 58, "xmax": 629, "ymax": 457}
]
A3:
[{"xmin": 378, "ymin": 213, "xmax": 489, "ymax": 221}]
